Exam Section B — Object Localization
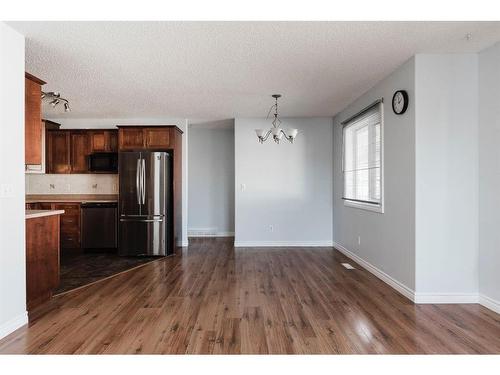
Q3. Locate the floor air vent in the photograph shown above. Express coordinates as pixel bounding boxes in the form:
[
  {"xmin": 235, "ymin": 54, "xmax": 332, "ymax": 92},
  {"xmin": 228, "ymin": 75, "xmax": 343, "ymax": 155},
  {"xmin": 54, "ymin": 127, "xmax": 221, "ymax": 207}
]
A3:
[{"xmin": 341, "ymin": 263, "xmax": 355, "ymax": 270}]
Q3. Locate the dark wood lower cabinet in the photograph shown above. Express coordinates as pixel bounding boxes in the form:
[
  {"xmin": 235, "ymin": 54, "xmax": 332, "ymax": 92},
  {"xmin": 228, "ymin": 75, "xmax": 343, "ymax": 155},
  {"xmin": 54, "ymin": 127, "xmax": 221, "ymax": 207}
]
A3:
[
  {"xmin": 28, "ymin": 202, "xmax": 81, "ymax": 251},
  {"xmin": 26, "ymin": 214, "xmax": 61, "ymax": 311},
  {"xmin": 54, "ymin": 203, "xmax": 81, "ymax": 249}
]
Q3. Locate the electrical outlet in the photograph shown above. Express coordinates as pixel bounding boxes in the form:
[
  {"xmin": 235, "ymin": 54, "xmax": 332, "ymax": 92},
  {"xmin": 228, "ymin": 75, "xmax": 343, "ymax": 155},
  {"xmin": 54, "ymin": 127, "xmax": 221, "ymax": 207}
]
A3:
[
  {"xmin": 358, "ymin": 236, "xmax": 361, "ymax": 245},
  {"xmin": 269, "ymin": 224, "xmax": 274, "ymax": 233},
  {"xmin": 49, "ymin": 184, "xmax": 55, "ymax": 189},
  {"xmin": 240, "ymin": 183, "xmax": 246, "ymax": 192}
]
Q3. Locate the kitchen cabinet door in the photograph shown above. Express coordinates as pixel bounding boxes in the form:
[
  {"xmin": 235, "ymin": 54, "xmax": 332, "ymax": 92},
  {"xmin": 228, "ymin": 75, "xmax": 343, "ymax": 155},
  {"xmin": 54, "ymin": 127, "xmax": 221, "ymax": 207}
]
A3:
[
  {"xmin": 109, "ymin": 130, "xmax": 118, "ymax": 151},
  {"xmin": 90, "ymin": 131, "xmax": 107, "ymax": 152},
  {"xmin": 90, "ymin": 130, "xmax": 119, "ymax": 152},
  {"xmin": 46, "ymin": 130, "xmax": 71, "ymax": 174},
  {"xmin": 119, "ymin": 128, "xmax": 144, "ymax": 150},
  {"xmin": 71, "ymin": 131, "xmax": 90, "ymax": 173},
  {"xmin": 144, "ymin": 128, "xmax": 171, "ymax": 149},
  {"xmin": 25, "ymin": 75, "xmax": 44, "ymax": 165}
]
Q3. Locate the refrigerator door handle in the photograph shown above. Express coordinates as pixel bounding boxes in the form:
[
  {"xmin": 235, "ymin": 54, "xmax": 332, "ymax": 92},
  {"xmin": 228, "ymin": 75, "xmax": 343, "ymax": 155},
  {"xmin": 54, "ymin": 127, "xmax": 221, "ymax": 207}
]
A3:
[
  {"xmin": 120, "ymin": 218, "xmax": 163, "ymax": 223},
  {"xmin": 136, "ymin": 158, "xmax": 141, "ymax": 205},
  {"xmin": 141, "ymin": 158, "xmax": 146, "ymax": 204}
]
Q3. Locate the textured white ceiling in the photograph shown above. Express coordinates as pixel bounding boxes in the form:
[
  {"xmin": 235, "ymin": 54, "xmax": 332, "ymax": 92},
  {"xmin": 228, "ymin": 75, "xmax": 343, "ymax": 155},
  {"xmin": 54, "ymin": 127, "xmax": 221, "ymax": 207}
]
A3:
[{"xmin": 8, "ymin": 21, "xmax": 500, "ymax": 120}]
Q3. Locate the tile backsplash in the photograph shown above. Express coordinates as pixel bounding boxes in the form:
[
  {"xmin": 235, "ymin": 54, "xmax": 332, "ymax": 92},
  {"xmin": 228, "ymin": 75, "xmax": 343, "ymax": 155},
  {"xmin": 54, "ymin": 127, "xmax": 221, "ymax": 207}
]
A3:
[{"xmin": 26, "ymin": 174, "xmax": 118, "ymax": 195}]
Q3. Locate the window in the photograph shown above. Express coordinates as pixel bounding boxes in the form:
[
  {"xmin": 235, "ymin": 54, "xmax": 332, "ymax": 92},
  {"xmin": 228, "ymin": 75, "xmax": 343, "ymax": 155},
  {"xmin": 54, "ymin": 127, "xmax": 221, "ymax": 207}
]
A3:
[{"xmin": 342, "ymin": 101, "xmax": 383, "ymax": 213}]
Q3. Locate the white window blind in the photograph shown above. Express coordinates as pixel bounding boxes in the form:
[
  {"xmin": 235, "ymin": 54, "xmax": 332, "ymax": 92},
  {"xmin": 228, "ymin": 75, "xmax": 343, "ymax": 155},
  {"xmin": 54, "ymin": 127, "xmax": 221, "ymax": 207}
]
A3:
[{"xmin": 342, "ymin": 101, "xmax": 382, "ymax": 206}]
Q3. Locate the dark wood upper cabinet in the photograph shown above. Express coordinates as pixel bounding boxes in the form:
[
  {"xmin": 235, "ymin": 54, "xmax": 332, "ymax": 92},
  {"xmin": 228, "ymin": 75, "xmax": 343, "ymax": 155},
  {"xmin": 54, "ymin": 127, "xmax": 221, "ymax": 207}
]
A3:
[
  {"xmin": 144, "ymin": 128, "xmax": 171, "ymax": 148},
  {"xmin": 25, "ymin": 73, "xmax": 45, "ymax": 165},
  {"xmin": 109, "ymin": 131, "xmax": 118, "ymax": 152},
  {"xmin": 90, "ymin": 130, "xmax": 118, "ymax": 153},
  {"xmin": 118, "ymin": 128, "xmax": 144, "ymax": 150},
  {"xmin": 90, "ymin": 131, "xmax": 106, "ymax": 152},
  {"xmin": 118, "ymin": 126, "xmax": 178, "ymax": 150},
  {"xmin": 46, "ymin": 130, "xmax": 71, "ymax": 174},
  {"xmin": 70, "ymin": 131, "xmax": 90, "ymax": 173},
  {"xmin": 46, "ymin": 129, "xmax": 117, "ymax": 174}
]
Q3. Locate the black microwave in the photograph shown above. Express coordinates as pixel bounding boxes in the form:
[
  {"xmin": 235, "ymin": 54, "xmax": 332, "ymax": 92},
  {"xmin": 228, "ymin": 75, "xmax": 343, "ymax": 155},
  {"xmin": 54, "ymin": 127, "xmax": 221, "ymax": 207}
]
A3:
[{"xmin": 88, "ymin": 153, "xmax": 118, "ymax": 173}]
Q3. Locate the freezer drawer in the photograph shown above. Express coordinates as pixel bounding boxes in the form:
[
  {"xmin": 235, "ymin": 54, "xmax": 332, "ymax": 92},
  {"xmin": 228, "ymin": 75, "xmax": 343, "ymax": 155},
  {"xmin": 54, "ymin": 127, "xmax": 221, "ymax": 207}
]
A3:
[{"xmin": 118, "ymin": 217, "xmax": 168, "ymax": 256}]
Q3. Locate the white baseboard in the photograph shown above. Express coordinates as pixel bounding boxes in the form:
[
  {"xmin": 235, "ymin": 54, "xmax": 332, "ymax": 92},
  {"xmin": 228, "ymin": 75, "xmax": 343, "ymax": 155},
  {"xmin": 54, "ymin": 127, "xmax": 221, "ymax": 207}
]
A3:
[
  {"xmin": 0, "ymin": 311, "xmax": 28, "ymax": 340},
  {"xmin": 333, "ymin": 241, "xmax": 415, "ymax": 302},
  {"xmin": 479, "ymin": 294, "xmax": 500, "ymax": 314},
  {"xmin": 234, "ymin": 240, "xmax": 334, "ymax": 247},
  {"xmin": 188, "ymin": 229, "xmax": 234, "ymax": 238},
  {"xmin": 333, "ymin": 241, "xmax": 500, "ymax": 315},
  {"xmin": 414, "ymin": 293, "xmax": 479, "ymax": 304}
]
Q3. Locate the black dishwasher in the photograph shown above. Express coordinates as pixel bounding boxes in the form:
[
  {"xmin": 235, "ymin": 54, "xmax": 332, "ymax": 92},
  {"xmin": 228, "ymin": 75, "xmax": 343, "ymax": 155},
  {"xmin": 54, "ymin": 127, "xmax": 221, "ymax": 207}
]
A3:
[{"xmin": 81, "ymin": 202, "xmax": 118, "ymax": 250}]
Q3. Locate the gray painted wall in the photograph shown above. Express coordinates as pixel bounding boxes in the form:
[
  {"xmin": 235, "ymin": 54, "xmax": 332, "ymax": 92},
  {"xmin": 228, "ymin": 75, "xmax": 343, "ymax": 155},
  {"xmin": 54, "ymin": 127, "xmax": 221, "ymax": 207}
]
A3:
[
  {"xmin": 188, "ymin": 124, "xmax": 235, "ymax": 236},
  {"xmin": 0, "ymin": 23, "xmax": 27, "ymax": 339},
  {"xmin": 235, "ymin": 117, "xmax": 333, "ymax": 246},
  {"xmin": 414, "ymin": 54, "xmax": 479, "ymax": 296},
  {"xmin": 333, "ymin": 58, "xmax": 416, "ymax": 290},
  {"xmin": 479, "ymin": 42, "xmax": 500, "ymax": 304}
]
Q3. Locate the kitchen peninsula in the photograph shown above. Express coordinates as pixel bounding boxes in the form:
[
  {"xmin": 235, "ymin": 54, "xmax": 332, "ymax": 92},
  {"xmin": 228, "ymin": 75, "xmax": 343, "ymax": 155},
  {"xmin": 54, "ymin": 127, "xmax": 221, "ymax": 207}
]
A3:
[{"xmin": 25, "ymin": 209, "xmax": 64, "ymax": 311}]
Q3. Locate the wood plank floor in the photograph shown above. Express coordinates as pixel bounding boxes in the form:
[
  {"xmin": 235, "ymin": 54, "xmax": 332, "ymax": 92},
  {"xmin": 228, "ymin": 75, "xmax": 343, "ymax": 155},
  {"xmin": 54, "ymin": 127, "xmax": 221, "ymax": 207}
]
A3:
[{"xmin": 1, "ymin": 237, "xmax": 499, "ymax": 354}]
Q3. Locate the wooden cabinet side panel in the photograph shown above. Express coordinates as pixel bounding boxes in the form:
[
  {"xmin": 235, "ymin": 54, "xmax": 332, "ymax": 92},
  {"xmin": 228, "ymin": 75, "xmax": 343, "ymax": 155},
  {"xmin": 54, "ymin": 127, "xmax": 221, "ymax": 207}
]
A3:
[
  {"xmin": 25, "ymin": 77, "xmax": 42, "ymax": 165},
  {"xmin": 26, "ymin": 216, "xmax": 60, "ymax": 310}
]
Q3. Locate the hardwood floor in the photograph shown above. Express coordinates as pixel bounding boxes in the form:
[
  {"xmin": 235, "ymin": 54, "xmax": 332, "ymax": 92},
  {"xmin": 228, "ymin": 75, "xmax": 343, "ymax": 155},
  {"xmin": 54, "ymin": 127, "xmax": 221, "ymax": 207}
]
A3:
[{"xmin": 1, "ymin": 237, "xmax": 499, "ymax": 354}]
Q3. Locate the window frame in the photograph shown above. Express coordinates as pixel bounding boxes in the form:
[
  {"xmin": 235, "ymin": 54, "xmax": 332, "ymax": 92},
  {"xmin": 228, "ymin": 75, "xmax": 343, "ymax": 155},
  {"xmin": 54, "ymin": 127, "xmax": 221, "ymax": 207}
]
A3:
[{"xmin": 341, "ymin": 100, "xmax": 384, "ymax": 214}]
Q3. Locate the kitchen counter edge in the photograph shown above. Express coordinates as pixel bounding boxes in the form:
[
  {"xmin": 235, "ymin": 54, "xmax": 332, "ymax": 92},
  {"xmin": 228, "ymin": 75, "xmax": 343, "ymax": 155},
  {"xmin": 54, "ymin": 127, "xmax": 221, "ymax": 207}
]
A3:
[{"xmin": 26, "ymin": 210, "xmax": 65, "ymax": 220}]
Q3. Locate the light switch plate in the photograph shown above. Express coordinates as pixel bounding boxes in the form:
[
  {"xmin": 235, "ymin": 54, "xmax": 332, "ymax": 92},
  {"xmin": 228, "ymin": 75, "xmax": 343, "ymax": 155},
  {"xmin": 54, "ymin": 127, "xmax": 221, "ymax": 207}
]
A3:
[{"xmin": 0, "ymin": 183, "xmax": 15, "ymax": 198}]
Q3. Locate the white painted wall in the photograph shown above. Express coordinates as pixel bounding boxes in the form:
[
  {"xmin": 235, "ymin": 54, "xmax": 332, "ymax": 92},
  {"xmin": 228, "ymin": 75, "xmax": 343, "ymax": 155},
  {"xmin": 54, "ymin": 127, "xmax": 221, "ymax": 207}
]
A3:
[
  {"xmin": 0, "ymin": 23, "xmax": 27, "ymax": 339},
  {"xmin": 49, "ymin": 117, "xmax": 190, "ymax": 246},
  {"xmin": 333, "ymin": 58, "xmax": 416, "ymax": 291},
  {"xmin": 414, "ymin": 54, "xmax": 479, "ymax": 299},
  {"xmin": 478, "ymin": 42, "xmax": 500, "ymax": 309},
  {"xmin": 188, "ymin": 122, "xmax": 235, "ymax": 236},
  {"xmin": 235, "ymin": 117, "xmax": 333, "ymax": 246}
]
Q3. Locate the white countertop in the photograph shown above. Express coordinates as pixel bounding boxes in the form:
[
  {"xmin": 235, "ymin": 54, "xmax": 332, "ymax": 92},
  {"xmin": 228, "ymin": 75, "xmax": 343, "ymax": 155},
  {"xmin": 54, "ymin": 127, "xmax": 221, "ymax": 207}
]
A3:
[
  {"xmin": 26, "ymin": 194, "xmax": 118, "ymax": 204},
  {"xmin": 25, "ymin": 210, "xmax": 65, "ymax": 219}
]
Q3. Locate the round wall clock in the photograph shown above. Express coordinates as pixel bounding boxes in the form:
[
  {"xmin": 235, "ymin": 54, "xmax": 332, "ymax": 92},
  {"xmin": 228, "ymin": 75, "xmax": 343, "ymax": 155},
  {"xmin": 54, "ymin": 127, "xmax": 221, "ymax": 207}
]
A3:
[{"xmin": 392, "ymin": 90, "xmax": 409, "ymax": 115}]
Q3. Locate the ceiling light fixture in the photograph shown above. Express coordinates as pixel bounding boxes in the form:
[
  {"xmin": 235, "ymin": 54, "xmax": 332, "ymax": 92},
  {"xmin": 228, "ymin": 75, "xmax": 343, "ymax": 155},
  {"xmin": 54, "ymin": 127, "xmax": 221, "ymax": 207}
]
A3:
[
  {"xmin": 42, "ymin": 91, "xmax": 71, "ymax": 112},
  {"xmin": 255, "ymin": 94, "xmax": 299, "ymax": 144}
]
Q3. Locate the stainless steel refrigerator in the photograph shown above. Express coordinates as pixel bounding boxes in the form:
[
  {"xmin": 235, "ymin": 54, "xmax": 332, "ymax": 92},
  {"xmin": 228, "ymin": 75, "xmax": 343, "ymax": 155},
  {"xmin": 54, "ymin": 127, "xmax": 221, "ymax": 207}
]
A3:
[{"xmin": 118, "ymin": 151, "xmax": 172, "ymax": 256}]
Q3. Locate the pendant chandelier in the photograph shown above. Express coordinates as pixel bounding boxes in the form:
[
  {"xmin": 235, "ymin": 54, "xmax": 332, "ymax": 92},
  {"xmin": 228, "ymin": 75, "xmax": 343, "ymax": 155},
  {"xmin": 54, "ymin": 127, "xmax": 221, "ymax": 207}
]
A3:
[{"xmin": 255, "ymin": 94, "xmax": 299, "ymax": 144}]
